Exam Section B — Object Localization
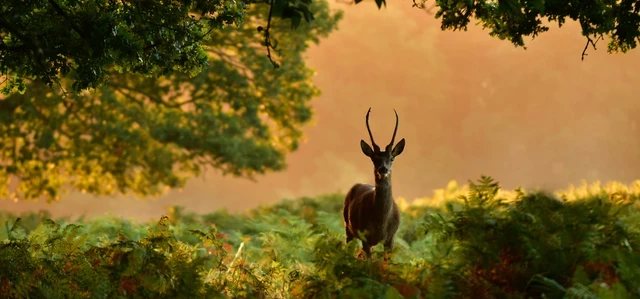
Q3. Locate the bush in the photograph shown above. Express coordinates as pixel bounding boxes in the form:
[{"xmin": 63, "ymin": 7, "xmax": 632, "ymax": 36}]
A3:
[{"xmin": 1, "ymin": 176, "xmax": 640, "ymax": 298}]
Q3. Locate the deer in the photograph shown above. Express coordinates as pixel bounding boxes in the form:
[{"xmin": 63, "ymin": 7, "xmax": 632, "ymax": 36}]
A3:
[{"xmin": 343, "ymin": 107, "xmax": 405, "ymax": 260}]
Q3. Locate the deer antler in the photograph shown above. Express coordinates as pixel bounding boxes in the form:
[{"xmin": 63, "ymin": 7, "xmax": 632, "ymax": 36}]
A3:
[
  {"xmin": 366, "ymin": 107, "xmax": 381, "ymax": 152},
  {"xmin": 345, "ymin": 108, "xmax": 405, "ymax": 261},
  {"xmin": 386, "ymin": 109, "xmax": 399, "ymax": 151}
]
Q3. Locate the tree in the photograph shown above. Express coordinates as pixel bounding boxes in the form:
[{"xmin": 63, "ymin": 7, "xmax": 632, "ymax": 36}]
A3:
[
  {"xmin": 3, "ymin": 0, "xmax": 637, "ymax": 202},
  {"xmin": 397, "ymin": 0, "xmax": 640, "ymax": 60},
  {"xmin": 2, "ymin": 0, "xmax": 638, "ymax": 94},
  {"xmin": 0, "ymin": 1, "xmax": 342, "ymax": 201},
  {"xmin": 0, "ymin": 0, "xmax": 319, "ymax": 94}
]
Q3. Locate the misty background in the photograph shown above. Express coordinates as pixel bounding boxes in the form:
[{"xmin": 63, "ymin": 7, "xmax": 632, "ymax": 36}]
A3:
[{"xmin": 3, "ymin": 1, "xmax": 639, "ymax": 221}]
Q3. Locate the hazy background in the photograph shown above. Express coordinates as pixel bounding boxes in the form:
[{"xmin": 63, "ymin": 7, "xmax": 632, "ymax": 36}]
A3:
[{"xmin": 2, "ymin": 1, "xmax": 640, "ymax": 221}]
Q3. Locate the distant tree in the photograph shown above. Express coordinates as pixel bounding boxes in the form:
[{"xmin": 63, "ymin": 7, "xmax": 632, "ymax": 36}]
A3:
[
  {"xmin": 370, "ymin": 0, "xmax": 640, "ymax": 60},
  {"xmin": 0, "ymin": 1, "xmax": 341, "ymax": 201}
]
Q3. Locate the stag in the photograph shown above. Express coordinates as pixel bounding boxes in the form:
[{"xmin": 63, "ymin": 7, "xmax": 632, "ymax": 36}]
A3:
[{"xmin": 343, "ymin": 108, "xmax": 405, "ymax": 260}]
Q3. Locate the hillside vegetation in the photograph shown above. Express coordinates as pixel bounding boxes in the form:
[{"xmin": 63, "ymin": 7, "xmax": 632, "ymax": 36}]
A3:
[{"xmin": 2, "ymin": 176, "xmax": 640, "ymax": 298}]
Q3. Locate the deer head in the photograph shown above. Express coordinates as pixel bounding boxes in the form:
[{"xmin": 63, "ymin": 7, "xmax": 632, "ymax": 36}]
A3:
[{"xmin": 360, "ymin": 108, "xmax": 405, "ymax": 180}]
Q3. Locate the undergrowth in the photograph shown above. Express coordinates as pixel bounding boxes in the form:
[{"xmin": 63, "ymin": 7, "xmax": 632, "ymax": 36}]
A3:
[{"xmin": 1, "ymin": 176, "xmax": 640, "ymax": 298}]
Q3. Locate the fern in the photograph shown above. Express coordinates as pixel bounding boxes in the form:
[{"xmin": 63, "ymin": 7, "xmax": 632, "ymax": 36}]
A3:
[{"xmin": 2, "ymin": 176, "xmax": 640, "ymax": 298}]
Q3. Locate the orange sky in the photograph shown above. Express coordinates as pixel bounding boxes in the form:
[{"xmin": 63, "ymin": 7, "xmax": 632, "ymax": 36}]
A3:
[{"xmin": 2, "ymin": 1, "xmax": 640, "ymax": 221}]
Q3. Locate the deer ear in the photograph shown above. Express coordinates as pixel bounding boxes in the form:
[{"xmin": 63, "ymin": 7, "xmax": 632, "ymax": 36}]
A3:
[
  {"xmin": 360, "ymin": 140, "xmax": 374, "ymax": 157},
  {"xmin": 392, "ymin": 138, "xmax": 405, "ymax": 157}
]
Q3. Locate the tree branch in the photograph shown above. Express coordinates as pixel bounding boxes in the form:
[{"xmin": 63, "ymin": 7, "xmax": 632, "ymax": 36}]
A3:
[
  {"xmin": 110, "ymin": 83, "xmax": 196, "ymax": 108},
  {"xmin": 206, "ymin": 47, "xmax": 252, "ymax": 73},
  {"xmin": 260, "ymin": 0, "xmax": 280, "ymax": 68},
  {"xmin": 581, "ymin": 34, "xmax": 602, "ymax": 61},
  {"xmin": 412, "ymin": 0, "xmax": 436, "ymax": 15},
  {"xmin": 47, "ymin": 0, "xmax": 91, "ymax": 40},
  {"xmin": 60, "ymin": 94, "xmax": 92, "ymax": 133},
  {"xmin": 0, "ymin": 17, "xmax": 46, "ymax": 68}
]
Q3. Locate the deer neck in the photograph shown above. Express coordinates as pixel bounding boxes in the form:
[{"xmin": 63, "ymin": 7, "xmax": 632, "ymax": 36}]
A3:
[{"xmin": 373, "ymin": 175, "xmax": 394, "ymax": 217}]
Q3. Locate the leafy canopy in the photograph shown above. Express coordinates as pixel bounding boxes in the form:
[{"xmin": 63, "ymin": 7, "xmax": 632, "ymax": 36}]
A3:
[
  {"xmin": 0, "ymin": 0, "xmax": 342, "ymax": 201},
  {"xmin": 3, "ymin": 0, "xmax": 638, "ymax": 95},
  {"xmin": 376, "ymin": 0, "xmax": 640, "ymax": 60},
  {"xmin": 0, "ymin": 0, "xmax": 321, "ymax": 94},
  {"xmin": 1, "ymin": 0, "xmax": 243, "ymax": 94},
  {"xmin": 2, "ymin": 0, "xmax": 637, "ymax": 202}
]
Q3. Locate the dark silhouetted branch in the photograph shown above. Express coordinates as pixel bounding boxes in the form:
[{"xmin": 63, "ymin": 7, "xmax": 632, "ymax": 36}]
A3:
[{"xmin": 582, "ymin": 34, "xmax": 602, "ymax": 61}]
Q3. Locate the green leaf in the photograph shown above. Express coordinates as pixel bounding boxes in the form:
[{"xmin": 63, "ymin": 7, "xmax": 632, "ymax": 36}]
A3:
[
  {"xmin": 385, "ymin": 286, "xmax": 404, "ymax": 299},
  {"xmin": 272, "ymin": 0, "xmax": 285, "ymax": 18},
  {"xmin": 291, "ymin": 11, "xmax": 302, "ymax": 29},
  {"xmin": 303, "ymin": 9, "xmax": 314, "ymax": 24},
  {"xmin": 531, "ymin": 0, "xmax": 546, "ymax": 14}
]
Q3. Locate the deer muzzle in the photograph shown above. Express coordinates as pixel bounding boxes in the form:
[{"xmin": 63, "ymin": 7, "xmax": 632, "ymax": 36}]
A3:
[{"xmin": 376, "ymin": 166, "xmax": 390, "ymax": 179}]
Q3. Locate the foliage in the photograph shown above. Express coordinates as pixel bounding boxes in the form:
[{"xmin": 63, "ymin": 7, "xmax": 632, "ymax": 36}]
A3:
[
  {"xmin": 3, "ymin": 0, "xmax": 636, "ymax": 203},
  {"xmin": 0, "ymin": 0, "xmax": 342, "ymax": 202},
  {"xmin": 376, "ymin": 0, "xmax": 640, "ymax": 59},
  {"xmin": 0, "ymin": 0, "xmax": 323, "ymax": 94},
  {"xmin": 4, "ymin": 0, "xmax": 637, "ymax": 96},
  {"xmin": 2, "ymin": 176, "xmax": 640, "ymax": 298}
]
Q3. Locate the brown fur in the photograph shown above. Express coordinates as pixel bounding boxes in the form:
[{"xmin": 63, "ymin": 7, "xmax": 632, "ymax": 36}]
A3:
[
  {"xmin": 343, "ymin": 180, "xmax": 400, "ymax": 259},
  {"xmin": 343, "ymin": 108, "xmax": 405, "ymax": 260}
]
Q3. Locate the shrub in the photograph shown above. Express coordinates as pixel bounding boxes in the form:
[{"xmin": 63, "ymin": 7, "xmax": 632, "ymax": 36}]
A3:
[{"xmin": 1, "ymin": 176, "xmax": 639, "ymax": 298}]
